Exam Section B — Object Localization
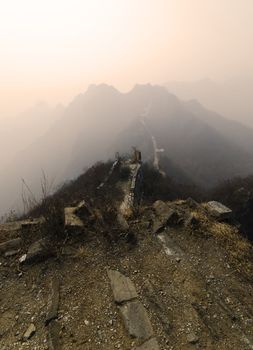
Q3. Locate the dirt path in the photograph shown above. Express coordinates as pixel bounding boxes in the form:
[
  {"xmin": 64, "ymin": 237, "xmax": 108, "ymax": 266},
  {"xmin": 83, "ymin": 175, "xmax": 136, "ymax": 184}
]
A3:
[{"xmin": 0, "ymin": 202, "xmax": 253, "ymax": 349}]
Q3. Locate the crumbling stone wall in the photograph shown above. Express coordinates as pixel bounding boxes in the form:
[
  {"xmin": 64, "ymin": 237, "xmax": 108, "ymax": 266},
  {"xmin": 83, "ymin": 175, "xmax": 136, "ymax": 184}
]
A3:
[{"xmin": 120, "ymin": 158, "xmax": 143, "ymax": 215}]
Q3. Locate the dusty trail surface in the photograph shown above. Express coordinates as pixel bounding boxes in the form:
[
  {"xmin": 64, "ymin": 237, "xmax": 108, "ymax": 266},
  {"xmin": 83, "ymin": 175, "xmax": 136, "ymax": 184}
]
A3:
[{"xmin": 1, "ymin": 199, "xmax": 253, "ymax": 350}]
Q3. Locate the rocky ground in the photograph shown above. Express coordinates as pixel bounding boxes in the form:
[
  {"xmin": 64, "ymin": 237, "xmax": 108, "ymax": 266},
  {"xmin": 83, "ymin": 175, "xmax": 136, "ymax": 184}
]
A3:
[{"xmin": 0, "ymin": 199, "xmax": 253, "ymax": 350}]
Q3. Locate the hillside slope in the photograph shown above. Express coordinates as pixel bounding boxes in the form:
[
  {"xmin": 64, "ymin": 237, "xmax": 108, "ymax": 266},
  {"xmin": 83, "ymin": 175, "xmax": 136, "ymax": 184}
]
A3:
[
  {"xmin": 165, "ymin": 78, "xmax": 253, "ymax": 129},
  {"xmin": 0, "ymin": 160, "xmax": 252, "ymax": 350},
  {"xmin": 2, "ymin": 84, "xmax": 253, "ymax": 217}
]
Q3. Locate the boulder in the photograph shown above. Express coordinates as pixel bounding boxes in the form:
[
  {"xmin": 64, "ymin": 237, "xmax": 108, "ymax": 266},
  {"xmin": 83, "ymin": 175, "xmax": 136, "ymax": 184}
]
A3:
[{"xmin": 206, "ymin": 201, "xmax": 232, "ymax": 220}]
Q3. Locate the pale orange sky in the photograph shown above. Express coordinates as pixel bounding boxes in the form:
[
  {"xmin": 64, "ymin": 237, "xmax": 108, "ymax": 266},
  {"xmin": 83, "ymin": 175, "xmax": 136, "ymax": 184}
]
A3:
[{"xmin": 1, "ymin": 0, "xmax": 253, "ymax": 118}]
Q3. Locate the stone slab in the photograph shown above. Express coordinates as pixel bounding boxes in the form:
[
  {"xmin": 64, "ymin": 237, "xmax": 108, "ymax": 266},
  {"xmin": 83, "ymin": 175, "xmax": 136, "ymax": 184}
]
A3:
[
  {"xmin": 45, "ymin": 277, "xmax": 60, "ymax": 325},
  {"xmin": 48, "ymin": 320, "xmax": 61, "ymax": 350},
  {"xmin": 0, "ymin": 218, "xmax": 44, "ymax": 232},
  {"xmin": 107, "ymin": 270, "xmax": 138, "ymax": 304},
  {"xmin": 4, "ymin": 249, "xmax": 20, "ymax": 257},
  {"xmin": 21, "ymin": 217, "xmax": 45, "ymax": 229},
  {"xmin": 135, "ymin": 338, "xmax": 160, "ymax": 350},
  {"xmin": 206, "ymin": 201, "xmax": 232, "ymax": 220},
  {"xmin": 152, "ymin": 201, "xmax": 180, "ymax": 233},
  {"xmin": 24, "ymin": 238, "xmax": 54, "ymax": 264},
  {"xmin": 64, "ymin": 207, "xmax": 84, "ymax": 227},
  {"xmin": 0, "ymin": 238, "xmax": 21, "ymax": 254},
  {"xmin": 120, "ymin": 300, "xmax": 153, "ymax": 340}
]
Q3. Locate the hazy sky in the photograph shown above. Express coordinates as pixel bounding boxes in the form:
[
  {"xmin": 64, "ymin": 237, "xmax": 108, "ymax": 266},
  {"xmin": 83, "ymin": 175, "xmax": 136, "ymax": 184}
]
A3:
[{"xmin": 1, "ymin": 0, "xmax": 253, "ymax": 118}]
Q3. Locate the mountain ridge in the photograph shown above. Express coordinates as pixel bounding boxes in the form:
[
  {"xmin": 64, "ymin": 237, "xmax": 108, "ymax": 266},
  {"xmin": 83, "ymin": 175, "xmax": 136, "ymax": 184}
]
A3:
[{"xmin": 1, "ymin": 83, "xmax": 253, "ymax": 217}]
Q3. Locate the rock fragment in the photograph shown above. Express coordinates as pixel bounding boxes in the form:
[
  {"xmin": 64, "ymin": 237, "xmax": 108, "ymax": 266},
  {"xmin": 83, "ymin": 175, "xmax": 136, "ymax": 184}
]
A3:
[
  {"xmin": 19, "ymin": 254, "xmax": 27, "ymax": 263},
  {"xmin": 23, "ymin": 323, "xmax": 36, "ymax": 341},
  {"xmin": 187, "ymin": 332, "xmax": 199, "ymax": 344}
]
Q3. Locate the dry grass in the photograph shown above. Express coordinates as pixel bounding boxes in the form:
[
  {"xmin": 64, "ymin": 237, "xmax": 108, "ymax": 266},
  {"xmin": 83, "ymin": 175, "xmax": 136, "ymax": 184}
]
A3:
[
  {"xmin": 209, "ymin": 222, "xmax": 252, "ymax": 257},
  {"xmin": 191, "ymin": 207, "xmax": 253, "ymax": 277},
  {"xmin": 174, "ymin": 199, "xmax": 187, "ymax": 205},
  {"xmin": 74, "ymin": 245, "xmax": 91, "ymax": 258}
]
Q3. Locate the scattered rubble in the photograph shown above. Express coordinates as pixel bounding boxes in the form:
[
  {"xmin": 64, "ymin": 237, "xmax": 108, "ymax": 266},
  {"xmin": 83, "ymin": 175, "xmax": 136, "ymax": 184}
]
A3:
[{"xmin": 0, "ymin": 155, "xmax": 252, "ymax": 350}]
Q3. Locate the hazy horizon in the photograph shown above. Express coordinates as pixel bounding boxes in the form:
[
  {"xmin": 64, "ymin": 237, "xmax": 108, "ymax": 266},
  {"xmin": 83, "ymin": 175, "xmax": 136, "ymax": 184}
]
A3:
[{"xmin": 1, "ymin": 0, "xmax": 253, "ymax": 119}]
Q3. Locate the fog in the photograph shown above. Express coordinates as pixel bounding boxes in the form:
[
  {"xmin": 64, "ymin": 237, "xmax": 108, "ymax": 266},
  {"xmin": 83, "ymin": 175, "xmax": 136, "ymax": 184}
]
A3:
[
  {"xmin": 1, "ymin": 0, "xmax": 253, "ymax": 117},
  {"xmin": 1, "ymin": 0, "xmax": 253, "ymax": 217}
]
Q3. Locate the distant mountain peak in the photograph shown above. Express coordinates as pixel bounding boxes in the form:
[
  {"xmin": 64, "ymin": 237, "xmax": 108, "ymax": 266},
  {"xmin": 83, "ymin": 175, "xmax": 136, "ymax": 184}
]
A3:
[
  {"xmin": 86, "ymin": 83, "xmax": 120, "ymax": 97},
  {"xmin": 130, "ymin": 83, "xmax": 167, "ymax": 95}
]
